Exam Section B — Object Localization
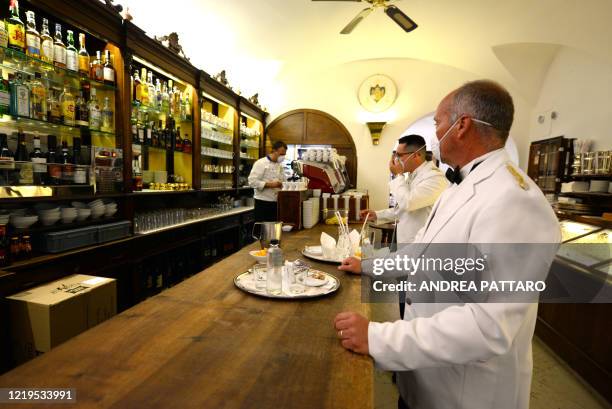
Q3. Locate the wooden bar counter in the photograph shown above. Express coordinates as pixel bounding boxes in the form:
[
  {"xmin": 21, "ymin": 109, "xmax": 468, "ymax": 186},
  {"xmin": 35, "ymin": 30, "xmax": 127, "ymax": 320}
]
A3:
[{"xmin": 0, "ymin": 225, "xmax": 373, "ymax": 409}]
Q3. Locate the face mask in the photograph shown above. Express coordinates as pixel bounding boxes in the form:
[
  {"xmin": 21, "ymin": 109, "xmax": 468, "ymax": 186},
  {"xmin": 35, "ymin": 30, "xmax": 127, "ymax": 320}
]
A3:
[
  {"xmin": 432, "ymin": 116, "xmax": 461, "ymax": 163},
  {"xmin": 277, "ymin": 155, "xmax": 286, "ymax": 163},
  {"xmin": 395, "ymin": 145, "xmax": 426, "ymax": 173}
]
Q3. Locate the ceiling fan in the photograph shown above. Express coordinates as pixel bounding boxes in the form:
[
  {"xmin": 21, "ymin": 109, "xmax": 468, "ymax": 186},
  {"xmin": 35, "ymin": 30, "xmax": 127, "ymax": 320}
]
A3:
[{"xmin": 312, "ymin": 0, "xmax": 418, "ymax": 34}]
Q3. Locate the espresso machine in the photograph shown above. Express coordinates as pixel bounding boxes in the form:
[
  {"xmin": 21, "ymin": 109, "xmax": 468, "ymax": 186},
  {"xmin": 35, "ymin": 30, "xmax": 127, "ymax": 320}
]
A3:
[{"xmin": 292, "ymin": 148, "xmax": 350, "ymax": 194}]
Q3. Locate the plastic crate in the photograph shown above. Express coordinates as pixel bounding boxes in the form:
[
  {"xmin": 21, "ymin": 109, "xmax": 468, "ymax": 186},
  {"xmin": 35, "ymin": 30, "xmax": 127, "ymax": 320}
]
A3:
[
  {"xmin": 39, "ymin": 226, "xmax": 98, "ymax": 254},
  {"xmin": 97, "ymin": 221, "xmax": 131, "ymax": 244}
]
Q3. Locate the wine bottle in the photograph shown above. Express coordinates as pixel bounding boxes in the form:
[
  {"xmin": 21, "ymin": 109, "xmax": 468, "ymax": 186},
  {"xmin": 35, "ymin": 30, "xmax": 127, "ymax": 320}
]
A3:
[
  {"xmin": 46, "ymin": 135, "xmax": 61, "ymax": 185},
  {"xmin": 72, "ymin": 137, "xmax": 86, "ymax": 185},
  {"xmin": 0, "ymin": 70, "xmax": 10, "ymax": 116},
  {"xmin": 29, "ymin": 135, "xmax": 46, "ymax": 185},
  {"xmin": 0, "ymin": 134, "xmax": 15, "ymax": 186},
  {"xmin": 59, "ymin": 140, "xmax": 73, "ymax": 184},
  {"xmin": 15, "ymin": 132, "xmax": 33, "ymax": 185}
]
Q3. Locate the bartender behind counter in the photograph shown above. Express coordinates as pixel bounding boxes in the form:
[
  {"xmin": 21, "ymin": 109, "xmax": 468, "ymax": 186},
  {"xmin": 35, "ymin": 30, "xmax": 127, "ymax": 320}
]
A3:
[{"xmin": 248, "ymin": 141, "xmax": 288, "ymax": 222}]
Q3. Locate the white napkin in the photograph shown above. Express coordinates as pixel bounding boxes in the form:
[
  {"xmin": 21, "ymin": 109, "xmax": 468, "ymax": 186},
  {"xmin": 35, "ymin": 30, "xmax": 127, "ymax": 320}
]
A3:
[
  {"xmin": 321, "ymin": 232, "xmax": 337, "ymax": 259},
  {"xmin": 305, "ymin": 245, "xmax": 323, "ymax": 256}
]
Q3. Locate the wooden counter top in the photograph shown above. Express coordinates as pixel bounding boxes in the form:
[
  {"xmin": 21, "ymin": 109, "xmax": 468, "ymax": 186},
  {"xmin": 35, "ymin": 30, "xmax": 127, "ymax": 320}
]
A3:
[{"xmin": 0, "ymin": 225, "xmax": 373, "ymax": 409}]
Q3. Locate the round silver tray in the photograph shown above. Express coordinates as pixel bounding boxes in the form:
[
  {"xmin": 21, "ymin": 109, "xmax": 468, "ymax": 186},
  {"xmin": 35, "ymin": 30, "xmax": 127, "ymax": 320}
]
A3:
[
  {"xmin": 234, "ymin": 269, "xmax": 340, "ymax": 300},
  {"xmin": 301, "ymin": 248, "xmax": 343, "ymax": 264}
]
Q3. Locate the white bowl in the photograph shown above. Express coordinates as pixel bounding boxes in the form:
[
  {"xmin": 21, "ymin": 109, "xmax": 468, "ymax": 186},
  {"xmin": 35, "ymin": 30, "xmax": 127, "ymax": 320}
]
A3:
[
  {"xmin": 72, "ymin": 201, "xmax": 88, "ymax": 209},
  {"xmin": 10, "ymin": 215, "xmax": 38, "ymax": 229},
  {"xmin": 76, "ymin": 208, "xmax": 91, "ymax": 221},
  {"xmin": 34, "ymin": 203, "xmax": 60, "ymax": 212},
  {"xmin": 61, "ymin": 214, "xmax": 78, "ymax": 224},
  {"xmin": 282, "ymin": 225, "xmax": 294, "ymax": 232},
  {"xmin": 40, "ymin": 213, "xmax": 61, "ymax": 226},
  {"xmin": 105, "ymin": 208, "xmax": 118, "ymax": 218},
  {"xmin": 61, "ymin": 207, "xmax": 78, "ymax": 216},
  {"xmin": 249, "ymin": 250, "xmax": 268, "ymax": 263}
]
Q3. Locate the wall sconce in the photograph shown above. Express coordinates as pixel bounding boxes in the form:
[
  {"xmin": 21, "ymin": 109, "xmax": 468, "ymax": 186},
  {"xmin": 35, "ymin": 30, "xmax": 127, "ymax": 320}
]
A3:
[{"xmin": 366, "ymin": 122, "xmax": 387, "ymax": 145}]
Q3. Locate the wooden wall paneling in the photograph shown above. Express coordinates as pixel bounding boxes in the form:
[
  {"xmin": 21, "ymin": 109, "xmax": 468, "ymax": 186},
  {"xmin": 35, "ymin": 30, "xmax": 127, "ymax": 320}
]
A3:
[
  {"xmin": 266, "ymin": 111, "xmax": 305, "ymax": 145},
  {"xmin": 192, "ymin": 77, "xmax": 202, "ymax": 190}
]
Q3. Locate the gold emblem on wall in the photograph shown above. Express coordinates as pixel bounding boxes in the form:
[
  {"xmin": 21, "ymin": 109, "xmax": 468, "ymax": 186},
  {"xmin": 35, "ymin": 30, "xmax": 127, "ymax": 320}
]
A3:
[{"xmin": 358, "ymin": 74, "xmax": 397, "ymax": 113}]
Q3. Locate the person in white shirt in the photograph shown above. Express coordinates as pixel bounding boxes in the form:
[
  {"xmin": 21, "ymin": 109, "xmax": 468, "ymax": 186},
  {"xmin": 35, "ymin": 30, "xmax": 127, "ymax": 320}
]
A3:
[
  {"xmin": 248, "ymin": 141, "xmax": 288, "ymax": 222},
  {"xmin": 361, "ymin": 134, "xmax": 448, "ymax": 244},
  {"xmin": 333, "ymin": 80, "xmax": 561, "ymax": 409}
]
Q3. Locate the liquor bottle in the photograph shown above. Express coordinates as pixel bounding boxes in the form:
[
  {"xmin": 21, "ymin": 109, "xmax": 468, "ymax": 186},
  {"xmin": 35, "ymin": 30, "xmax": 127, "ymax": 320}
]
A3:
[
  {"xmin": 155, "ymin": 79, "xmax": 162, "ymax": 110},
  {"xmin": 137, "ymin": 114, "xmax": 145, "ymax": 145},
  {"xmin": 168, "ymin": 80, "xmax": 175, "ymax": 116},
  {"xmin": 146, "ymin": 71, "xmax": 155, "ymax": 109},
  {"xmin": 53, "ymin": 23, "xmax": 66, "ymax": 68},
  {"xmin": 15, "ymin": 132, "xmax": 33, "ymax": 185},
  {"xmin": 175, "ymin": 126, "xmax": 182, "ymax": 152},
  {"xmin": 140, "ymin": 68, "xmax": 149, "ymax": 107},
  {"xmin": 172, "ymin": 85, "xmax": 181, "ymax": 118},
  {"xmin": 29, "ymin": 72, "xmax": 47, "ymax": 121},
  {"xmin": 132, "ymin": 157, "xmax": 142, "ymax": 191},
  {"xmin": 0, "ymin": 70, "xmax": 10, "ymax": 116},
  {"xmin": 39, "ymin": 18, "xmax": 53, "ymax": 63},
  {"xmin": 78, "ymin": 33, "xmax": 90, "ymax": 78},
  {"xmin": 72, "ymin": 137, "xmax": 86, "ymax": 184},
  {"xmin": 9, "ymin": 74, "xmax": 30, "ymax": 117},
  {"xmin": 133, "ymin": 70, "xmax": 142, "ymax": 105},
  {"xmin": 60, "ymin": 84, "xmax": 75, "ymax": 126},
  {"xmin": 145, "ymin": 118, "xmax": 152, "ymax": 146},
  {"xmin": 151, "ymin": 121, "xmax": 159, "ymax": 147},
  {"xmin": 88, "ymin": 88, "xmax": 101, "ymax": 130},
  {"xmin": 29, "ymin": 135, "xmax": 46, "ymax": 185},
  {"xmin": 101, "ymin": 96, "xmax": 113, "ymax": 132},
  {"xmin": 59, "ymin": 140, "xmax": 73, "ymax": 184},
  {"xmin": 183, "ymin": 90, "xmax": 191, "ymax": 121},
  {"xmin": 161, "ymin": 81, "xmax": 170, "ymax": 115},
  {"xmin": 0, "ymin": 134, "xmax": 15, "ymax": 185},
  {"xmin": 80, "ymin": 78, "xmax": 91, "ymax": 101},
  {"xmin": 24, "ymin": 10, "xmax": 40, "ymax": 57},
  {"xmin": 46, "ymin": 87, "xmax": 61, "ymax": 124},
  {"xmin": 19, "ymin": 235, "xmax": 31, "ymax": 259},
  {"xmin": 182, "ymin": 136, "xmax": 192, "ymax": 154},
  {"xmin": 75, "ymin": 91, "xmax": 89, "ymax": 127},
  {"xmin": 103, "ymin": 50, "xmax": 115, "ymax": 86},
  {"xmin": 46, "ymin": 134, "xmax": 61, "ymax": 185},
  {"xmin": 90, "ymin": 51, "xmax": 104, "ymax": 82},
  {"xmin": 65, "ymin": 30, "xmax": 78, "ymax": 72},
  {"xmin": 130, "ymin": 105, "xmax": 138, "ymax": 144},
  {"xmin": 9, "ymin": 237, "xmax": 20, "ymax": 262},
  {"xmin": 7, "ymin": 0, "xmax": 25, "ymax": 52}
]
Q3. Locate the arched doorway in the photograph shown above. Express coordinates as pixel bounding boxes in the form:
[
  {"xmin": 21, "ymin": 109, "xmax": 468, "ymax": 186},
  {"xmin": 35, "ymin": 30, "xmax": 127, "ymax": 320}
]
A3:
[{"xmin": 266, "ymin": 109, "xmax": 358, "ymax": 186}]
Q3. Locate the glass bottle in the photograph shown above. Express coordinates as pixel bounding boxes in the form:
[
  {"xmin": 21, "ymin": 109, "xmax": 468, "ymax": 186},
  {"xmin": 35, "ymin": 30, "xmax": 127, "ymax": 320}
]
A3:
[
  {"xmin": 183, "ymin": 90, "xmax": 191, "ymax": 121},
  {"xmin": 75, "ymin": 91, "xmax": 89, "ymax": 127},
  {"xmin": 29, "ymin": 135, "xmax": 46, "ymax": 185},
  {"xmin": 139, "ymin": 68, "xmax": 149, "ymax": 107},
  {"xmin": 0, "ymin": 70, "xmax": 10, "ymax": 116},
  {"xmin": 46, "ymin": 87, "xmax": 61, "ymax": 124},
  {"xmin": 0, "ymin": 134, "xmax": 15, "ymax": 186},
  {"xmin": 175, "ymin": 126, "xmax": 182, "ymax": 152},
  {"xmin": 28, "ymin": 72, "xmax": 47, "ymax": 121},
  {"xmin": 103, "ymin": 50, "xmax": 115, "ymax": 86},
  {"xmin": 59, "ymin": 140, "xmax": 73, "ymax": 184},
  {"xmin": 65, "ymin": 30, "xmax": 78, "ymax": 72},
  {"xmin": 72, "ymin": 137, "xmax": 86, "ymax": 184},
  {"xmin": 266, "ymin": 240, "xmax": 283, "ymax": 295},
  {"xmin": 101, "ymin": 96, "xmax": 113, "ymax": 132},
  {"xmin": 130, "ymin": 105, "xmax": 138, "ymax": 144},
  {"xmin": 19, "ymin": 235, "xmax": 32, "ymax": 259},
  {"xmin": 161, "ymin": 81, "xmax": 170, "ymax": 115},
  {"xmin": 46, "ymin": 134, "xmax": 61, "ymax": 185},
  {"xmin": 88, "ymin": 87, "xmax": 101, "ymax": 130},
  {"xmin": 78, "ymin": 33, "xmax": 90, "ymax": 78},
  {"xmin": 155, "ymin": 78, "xmax": 162, "ymax": 110},
  {"xmin": 0, "ymin": 225, "xmax": 8, "ymax": 267},
  {"xmin": 9, "ymin": 74, "xmax": 30, "ymax": 117},
  {"xmin": 133, "ymin": 70, "xmax": 142, "ymax": 105},
  {"xmin": 25, "ymin": 10, "xmax": 40, "ymax": 58},
  {"xmin": 39, "ymin": 18, "xmax": 53, "ymax": 63},
  {"xmin": 15, "ymin": 132, "xmax": 33, "ymax": 185},
  {"xmin": 60, "ymin": 84, "xmax": 75, "ymax": 126},
  {"xmin": 7, "ymin": 0, "xmax": 25, "ymax": 52},
  {"xmin": 172, "ymin": 85, "xmax": 181, "ymax": 118},
  {"xmin": 146, "ymin": 71, "xmax": 156, "ymax": 109},
  {"xmin": 53, "ymin": 23, "xmax": 66, "ymax": 68},
  {"xmin": 167, "ymin": 79, "xmax": 174, "ymax": 115},
  {"xmin": 91, "ymin": 51, "xmax": 104, "ymax": 82}
]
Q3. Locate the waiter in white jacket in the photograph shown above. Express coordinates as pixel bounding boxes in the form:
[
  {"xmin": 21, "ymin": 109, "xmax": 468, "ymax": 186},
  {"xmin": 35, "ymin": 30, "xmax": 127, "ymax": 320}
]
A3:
[
  {"xmin": 334, "ymin": 80, "xmax": 561, "ymax": 409},
  {"xmin": 361, "ymin": 134, "xmax": 448, "ymax": 244},
  {"xmin": 248, "ymin": 141, "xmax": 288, "ymax": 222}
]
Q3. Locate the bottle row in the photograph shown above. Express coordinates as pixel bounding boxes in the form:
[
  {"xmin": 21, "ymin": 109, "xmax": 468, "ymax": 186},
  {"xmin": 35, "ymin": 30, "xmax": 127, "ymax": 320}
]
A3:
[
  {"xmin": 0, "ymin": 227, "xmax": 31, "ymax": 267},
  {"xmin": 0, "ymin": 133, "xmax": 89, "ymax": 186},
  {"xmin": 1, "ymin": 0, "xmax": 116, "ymax": 85},
  {"xmin": 131, "ymin": 115, "xmax": 192, "ymax": 153},
  {"xmin": 0, "ymin": 69, "xmax": 113, "ymax": 132},
  {"xmin": 131, "ymin": 67, "xmax": 191, "ymax": 120}
]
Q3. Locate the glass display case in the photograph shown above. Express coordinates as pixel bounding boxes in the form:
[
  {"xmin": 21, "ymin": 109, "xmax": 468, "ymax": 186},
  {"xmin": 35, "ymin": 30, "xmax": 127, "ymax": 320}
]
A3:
[
  {"xmin": 129, "ymin": 56, "xmax": 194, "ymax": 192},
  {"xmin": 238, "ymin": 113, "xmax": 262, "ymax": 187},
  {"xmin": 559, "ymin": 220, "xmax": 602, "ymax": 242},
  {"xmin": 200, "ymin": 93, "xmax": 234, "ymax": 190},
  {"xmin": 557, "ymin": 226, "xmax": 611, "ymax": 268}
]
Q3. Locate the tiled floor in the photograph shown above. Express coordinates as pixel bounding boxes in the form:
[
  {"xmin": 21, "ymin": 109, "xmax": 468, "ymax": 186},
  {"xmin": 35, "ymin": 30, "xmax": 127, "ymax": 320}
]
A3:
[{"xmin": 371, "ymin": 304, "xmax": 610, "ymax": 409}]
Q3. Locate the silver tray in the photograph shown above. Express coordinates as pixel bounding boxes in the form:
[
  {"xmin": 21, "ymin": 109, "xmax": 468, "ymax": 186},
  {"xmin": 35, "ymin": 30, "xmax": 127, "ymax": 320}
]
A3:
[
  {"xmin": 234, "ymin": 269, "xmax": 340, "ymax": 300},
  {"xmin": 301, "ymin": 248, "xmax": 343, "ymax": 264}
]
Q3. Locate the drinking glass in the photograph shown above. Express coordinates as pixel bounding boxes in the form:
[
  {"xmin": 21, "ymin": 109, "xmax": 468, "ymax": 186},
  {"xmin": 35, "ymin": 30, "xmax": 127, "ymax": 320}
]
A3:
[
  {"xmin": 289, "ymin": 265, "xmax": 307, "ymax": 294},
  {"xmin": 253, "ymin": 263, "xmax": 267, "ymax": 291}
]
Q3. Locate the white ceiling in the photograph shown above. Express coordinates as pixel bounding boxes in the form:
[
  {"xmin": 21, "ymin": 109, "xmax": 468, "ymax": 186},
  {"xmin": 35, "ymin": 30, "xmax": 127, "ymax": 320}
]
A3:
[{"xmin": 122, "ymin": 0, "xmax": 612, "ymax": 104}]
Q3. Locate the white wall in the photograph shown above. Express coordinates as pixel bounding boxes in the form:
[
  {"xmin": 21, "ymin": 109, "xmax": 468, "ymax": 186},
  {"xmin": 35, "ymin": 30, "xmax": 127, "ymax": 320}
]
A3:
[
  {"xmin": 528, "ymin": 47, "xmax": 612, "ymax": 152},
  {"xmin": 265, "ymin": 58, "xmax": 532, "ymax": 209}
]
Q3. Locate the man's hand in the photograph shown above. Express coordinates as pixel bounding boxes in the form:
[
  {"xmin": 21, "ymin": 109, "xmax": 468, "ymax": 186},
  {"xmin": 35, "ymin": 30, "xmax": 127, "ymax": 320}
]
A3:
[
  {"xmin": 389, "ymin": 155, "xmax": 404, "ymax": 176},
  {"xmin": 265, "ymin": 180, "xmax": 282, "ymax": 188},
  {"xmin": 360, "ymin": 209, "xmax": 377, "ymax": 221},
  {"xmin": 334, "ymin": 312, "xmax": 369, "ymax": 355},
  {"xmin": 338, "ymin": 256, "xmax": 362, "ymax": 274}
]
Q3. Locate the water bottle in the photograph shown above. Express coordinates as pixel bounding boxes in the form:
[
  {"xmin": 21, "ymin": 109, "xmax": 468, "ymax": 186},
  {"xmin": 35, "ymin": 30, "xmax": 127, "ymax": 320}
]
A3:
[{"xmin": 266, "ymin": 239, "xmax": 283, "ymax": 295}]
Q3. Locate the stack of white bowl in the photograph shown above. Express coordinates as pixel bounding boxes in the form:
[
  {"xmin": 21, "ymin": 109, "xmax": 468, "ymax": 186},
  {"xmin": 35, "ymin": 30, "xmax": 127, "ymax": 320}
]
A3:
[
  {"xmin": 302, "ymin": 197, "xmax": 320, "ymax": 229},
  {"xmin": 72, "ymin": 202, "xmax": 92, "ymax": 221},
  {"xmin": 34, "ymin": 204, "xmax": 61, "ymax": 226},
  {"xmin": 60, "ymin": 207, "xmax": 78, "ymax": 224},
  {"xmin": 9, "ymin": 209, "xmax": 38, "ymax": 229},
  {"xmin": 104, "ymin": 200, "xmax": 118, "ymax": 218},
  {"xmin": 0, "ymin": 212, "xmax": 10, "ymax": 225},
  {"xmin": 88, "ymin": 199, "xmax": 106, "ymax": 219}
]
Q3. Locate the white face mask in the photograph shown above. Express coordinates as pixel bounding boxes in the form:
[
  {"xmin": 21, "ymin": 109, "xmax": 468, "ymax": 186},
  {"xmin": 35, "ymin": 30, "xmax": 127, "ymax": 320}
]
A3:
[
  {"xmin": 277, "ymin": 155, "xmax": 286, "ymax": 163},
  {"xmin": 432, "ymin": 116, "xmax": 461, "ymax": 163}
]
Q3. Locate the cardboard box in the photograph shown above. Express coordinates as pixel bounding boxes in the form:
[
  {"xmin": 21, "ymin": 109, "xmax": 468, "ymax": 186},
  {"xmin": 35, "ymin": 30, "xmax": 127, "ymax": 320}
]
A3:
[{"xmin": 7, "ymin": 275, "xmax": 116, "ymax": 364}]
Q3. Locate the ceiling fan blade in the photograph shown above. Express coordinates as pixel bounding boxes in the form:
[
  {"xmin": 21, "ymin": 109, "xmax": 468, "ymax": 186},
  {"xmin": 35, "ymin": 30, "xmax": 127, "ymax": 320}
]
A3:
[
  {"xmin": 384, "ymin": 5, "xmax": 418, "ymax": 32},
  {"xmin": 340, "ymin": 7, "xmax": 373, "ymax": 34}
]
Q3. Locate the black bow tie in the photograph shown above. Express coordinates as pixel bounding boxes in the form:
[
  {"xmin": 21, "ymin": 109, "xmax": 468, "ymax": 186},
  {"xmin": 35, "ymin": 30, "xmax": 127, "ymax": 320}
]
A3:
[
  {"xmin": 446, "ymin": 167, "xmax": 462, "ymax": 185},
  {"xmin": 446, "ymin": 161, "xmax": 483, "ymax": 185}
]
